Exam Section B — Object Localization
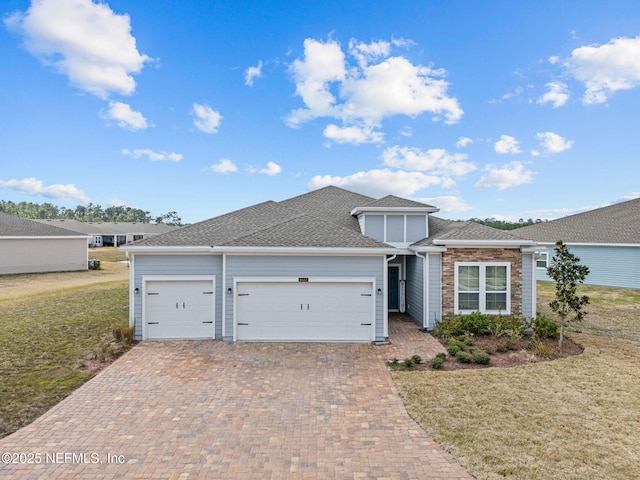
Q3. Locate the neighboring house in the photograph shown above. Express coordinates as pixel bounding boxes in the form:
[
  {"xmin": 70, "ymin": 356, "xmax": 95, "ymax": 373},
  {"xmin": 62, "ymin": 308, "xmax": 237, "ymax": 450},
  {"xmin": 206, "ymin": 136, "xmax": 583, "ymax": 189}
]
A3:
[
  {"xmin": 121, "ymin": 186, "xmax": 540, "ymax": 342},
  {"xmin": 33, "ymin": 219, "xmax": 180, "ymax": 247},
  {"xmin": 513, "ymin": 197, "xmax": 640, "ymax": 289},
  {"xmin": 0, "ymin": 212, "xmax": 90, "ymax": 275}
]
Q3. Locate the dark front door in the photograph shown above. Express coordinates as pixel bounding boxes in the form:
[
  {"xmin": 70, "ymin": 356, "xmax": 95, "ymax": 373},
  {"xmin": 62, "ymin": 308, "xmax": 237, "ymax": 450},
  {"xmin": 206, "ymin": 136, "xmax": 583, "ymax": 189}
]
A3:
[{"xmin": 388, "ymin": 266, "xmax": 399, "ymax": 310}]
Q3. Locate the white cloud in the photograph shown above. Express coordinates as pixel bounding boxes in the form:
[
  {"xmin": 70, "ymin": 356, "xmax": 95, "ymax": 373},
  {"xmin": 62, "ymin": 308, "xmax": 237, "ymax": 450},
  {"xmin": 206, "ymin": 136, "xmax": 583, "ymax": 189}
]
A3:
[
  {"xmin": 0, "ymin": 177, "xmax": 90, "ymax": 203},
  {"xmin": 537, "ymin": 82, "xmax": 570, "ymax": 108},
  {"xmin": 286, "ymin": 37, "xmax": 463, "ymax": 144},
  {"xmin": 100, "ymin": 101, "xmax": 148, "ymax": 130},
  {"xmin": 564, "ymin": 35, "xmax": 640, "ymax": 104},
  {"xmin": 536, "ymin": 132, "xmax": 573, "ymax": 154},
  {"xmin": 456, "ymin": 136, "xmax": 473, "ymax": 148},
  {"xmin": 192, "ymin": 103, "xmax": 223, "ymax": 134},
  {"xmin": 415, "ymin": 195, "xmax": 473, "ymax": 213},
  {"xmin": 248, "ymin": 161, "xmax": 282, "ymax": 176},
  {"xmin": 309, "ymin": 168, "xmax": 454, "ymax": 198},
  {"xmin": 494, "ymin": 135, "xmax": 522, "ymax": 154},
  {"xmin": 107, "ymin": 198, "xmax": 128, "ymax": 207},
  {"xmin": 245, "ymin": 60, "xmax": 263, "ymax": 86},
  {"xmin": 323, "ymin": 123, "xmax": 384, "ymax": 144},
  {"xmin": 4, "ymin": 0, "xmax": 150, "ymax": 99},
  {"xmin": 399, "ymin": 126, "xmax": 413, "ymax": 137},
  {"xmin": 205, "ymin": 159, "xmax": 237, "ymax": 174},
  {"xmin": 381, "ymin": 146, "xmax": 476, "ymax": 176},
  {"xmin": 121, "ymin": 148, "xmax": 182, "ymax": 162},
  {"xmin": 475, "ymin": 161, "xmax": 534, "ymax": 190}
]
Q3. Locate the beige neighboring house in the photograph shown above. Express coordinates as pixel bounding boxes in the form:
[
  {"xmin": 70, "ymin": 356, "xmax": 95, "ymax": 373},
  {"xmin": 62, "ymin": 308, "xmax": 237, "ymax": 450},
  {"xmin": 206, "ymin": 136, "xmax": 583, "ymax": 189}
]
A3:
[
  {"xmin": 0, "ymin": 212, "xmax": 90, "ymax": 275},
  {"xmin": 33, "ymin": 219, "xmax": 180, "ymax": 247}
]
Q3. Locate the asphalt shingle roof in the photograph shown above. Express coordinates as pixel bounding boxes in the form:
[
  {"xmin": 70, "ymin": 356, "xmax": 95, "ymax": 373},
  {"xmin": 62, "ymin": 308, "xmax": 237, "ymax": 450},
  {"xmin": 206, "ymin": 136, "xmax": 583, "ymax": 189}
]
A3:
[
  {"xmin": 0, "ymin": 212, "xmax": 87, "ymax": 237},
  {"xmin": 512, "ymin": 197, "xmax": 640, "ymax": 245},
  {"xmin": 32, "ymin": 219, "xmax": 179, "ymax": 235},
  {"xmin": 127, "ymin": 185, "xmax": 537, "ymax": 250}
]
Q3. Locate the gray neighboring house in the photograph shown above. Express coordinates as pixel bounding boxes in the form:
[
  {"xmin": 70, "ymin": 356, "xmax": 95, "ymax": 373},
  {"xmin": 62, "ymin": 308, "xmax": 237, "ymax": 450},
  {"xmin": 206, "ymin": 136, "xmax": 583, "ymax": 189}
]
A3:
[
  {"xmin": 513, "ymin": 197, "xmax": 640, "ymax": 289},
  {"xmin": 121, "ymin": 186, "xmax": 540, "ymax": 342},
  {"xmin": 0, "ymin": 212, "xmax": 90, "ymax": 275},
  {"xmin": 33, "ymin": 219, "xmax": 180, "ymax": 247}
]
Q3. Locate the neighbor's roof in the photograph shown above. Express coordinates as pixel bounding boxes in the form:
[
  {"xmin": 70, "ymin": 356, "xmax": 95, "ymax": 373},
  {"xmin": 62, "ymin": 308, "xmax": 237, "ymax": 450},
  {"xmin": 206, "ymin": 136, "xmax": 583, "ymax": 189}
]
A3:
[
  {"xmin": 0, "ymin": 212, "xmax": 88, "ymax": 237},
  {"xmin": 513, "ymin": 197, "xmax": 640, "ymax": 245},
  {"xmin": 32, "ymin": 219, "xmax": 179, "ymax": 236}
]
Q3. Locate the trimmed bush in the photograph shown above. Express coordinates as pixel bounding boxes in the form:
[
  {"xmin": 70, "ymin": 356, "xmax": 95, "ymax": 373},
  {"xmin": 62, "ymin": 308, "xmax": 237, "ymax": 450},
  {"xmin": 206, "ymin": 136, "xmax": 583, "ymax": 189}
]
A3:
[
  {"xmin": 431, "ymin": 353, "xmax": 446, "ymax": 370},
  {"xmin": 411, "ymin": 354, "xmax": 422, "ymax": 365},
  {"xmin": 471, "ymin": 349, "xmax": 491, "ymax": 365},
  {"xmin": 533, "ymin": 313, "xmax": 560, "ymax": 339},
  {"xmin": 455, "ymin": 351, "xmax": 473, "ymax": 363},
  {"xmin": 446, "ymin": 338, "xmax": 466, "ymax": 356}
]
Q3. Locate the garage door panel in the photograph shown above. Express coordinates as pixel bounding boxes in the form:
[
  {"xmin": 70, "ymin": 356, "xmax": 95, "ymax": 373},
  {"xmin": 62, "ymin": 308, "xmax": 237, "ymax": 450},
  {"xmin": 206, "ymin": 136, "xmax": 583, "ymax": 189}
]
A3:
[
  {"xmin": 145, "ymin": 279, "xmax": 215, "ymax": 340},
  {"xmin": 236, "ymin": 281, "xmax": 373, "ymax": 341}
]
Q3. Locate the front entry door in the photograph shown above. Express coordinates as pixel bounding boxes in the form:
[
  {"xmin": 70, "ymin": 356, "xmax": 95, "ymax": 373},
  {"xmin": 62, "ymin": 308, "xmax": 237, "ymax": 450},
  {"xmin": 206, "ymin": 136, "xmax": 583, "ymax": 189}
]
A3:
[{"xmin": 388, "ymin": 266, "xmax": 399, "ymax": 311}]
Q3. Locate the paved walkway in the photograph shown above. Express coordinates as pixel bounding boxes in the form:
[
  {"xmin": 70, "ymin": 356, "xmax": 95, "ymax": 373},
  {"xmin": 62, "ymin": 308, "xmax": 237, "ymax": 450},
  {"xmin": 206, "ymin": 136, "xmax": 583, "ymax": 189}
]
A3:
[{"xmin": 0, "ymin": 315, "xmax": 470, "ymax": 479}]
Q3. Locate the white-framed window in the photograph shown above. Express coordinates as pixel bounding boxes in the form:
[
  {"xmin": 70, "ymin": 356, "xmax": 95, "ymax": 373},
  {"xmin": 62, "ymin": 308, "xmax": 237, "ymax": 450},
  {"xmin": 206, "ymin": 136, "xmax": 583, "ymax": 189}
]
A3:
[
  {"xmin": 455, "ymin": 262, "xmax": 510, "ymax": 314},
  {"xmin": 536, "ymin": 252, "xmax": 548, "ymax": 269}
]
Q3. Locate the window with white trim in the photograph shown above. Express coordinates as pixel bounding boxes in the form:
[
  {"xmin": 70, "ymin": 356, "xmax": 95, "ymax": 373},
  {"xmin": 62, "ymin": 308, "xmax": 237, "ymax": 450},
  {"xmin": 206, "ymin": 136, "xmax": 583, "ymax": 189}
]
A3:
[
  {"xmin": 455, "ymin": 262, "xmax": 510, "ymax": 314},
  {"xmin": 536, "ymin": 252, "xmax": 548, "ymax": 269}
]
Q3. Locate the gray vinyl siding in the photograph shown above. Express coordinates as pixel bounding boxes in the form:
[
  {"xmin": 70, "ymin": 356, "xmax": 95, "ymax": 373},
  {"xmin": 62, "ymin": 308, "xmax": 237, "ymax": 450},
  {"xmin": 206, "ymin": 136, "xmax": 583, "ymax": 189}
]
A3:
[
  {"xmin": 405, "ymin": 254, "xmax": 424, "ymax": 326},
  {"xmin": 226, "ymin": 255, "xmax": 385, "ymax": 341},
  {"xmin": 427, "ymin": 253, "xmax": 442, "ymax": 329},
  {"xmin": 521, "ymin": 253, "xmax": 535, "ymax": 318},
  {"xmin": 386, "ymin": 216, "xmax": 404, "ymax": 242},
  {"xmin": 0, "ymin": 238, "xmax": 87, "ymax": 275},
  {"xmin": 406, "ymin": 215, "xmax": 427, "ymax": 243},
  {"xmin": 364, "ymin": 215, "xmax": 384, "ymax": 242},
  {"xmin": 535, "ymin": 244, "xmax": 640, "ymax": 289},
  {"xmin": 131, "ymin": 254, "xmax": 223, "ymax": 340}
]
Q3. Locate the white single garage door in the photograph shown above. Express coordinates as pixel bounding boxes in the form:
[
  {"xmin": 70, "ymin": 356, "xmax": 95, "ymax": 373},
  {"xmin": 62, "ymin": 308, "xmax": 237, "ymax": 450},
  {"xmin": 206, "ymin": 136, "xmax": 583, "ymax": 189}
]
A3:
[
  {"xmin": 145, "ymin": 279, "xmax": 215, "ymax": 339},
  {"xmin": 235, "ymin": 280, "xmax": 374, "ymax": 341}
]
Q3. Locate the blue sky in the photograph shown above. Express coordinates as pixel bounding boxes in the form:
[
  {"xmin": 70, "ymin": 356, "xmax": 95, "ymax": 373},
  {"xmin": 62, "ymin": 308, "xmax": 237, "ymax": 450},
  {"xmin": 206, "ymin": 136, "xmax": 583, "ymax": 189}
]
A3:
[{"xmin": 2, "ymin": 0, "xmax": 639, "ymax": 224}]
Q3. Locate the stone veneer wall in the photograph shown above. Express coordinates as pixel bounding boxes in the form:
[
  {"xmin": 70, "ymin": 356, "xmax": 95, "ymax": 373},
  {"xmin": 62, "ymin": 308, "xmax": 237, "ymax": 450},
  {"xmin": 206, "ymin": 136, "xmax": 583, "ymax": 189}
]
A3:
[{"xmin": 441, "ymin": 248, "xmax": 522, "ymax": 317}]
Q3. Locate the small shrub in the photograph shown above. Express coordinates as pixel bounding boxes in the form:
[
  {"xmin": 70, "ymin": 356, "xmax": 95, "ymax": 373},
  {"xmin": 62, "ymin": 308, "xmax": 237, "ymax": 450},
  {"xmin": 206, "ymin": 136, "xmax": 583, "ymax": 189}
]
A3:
[
  {"xmin": 506, "ymin": 316, "xmax": 529, "ymax": 339},
  {"xmin": 487, "ymin": 314, "xmax": 509, "ymax": 337},
  {"xmin": 410, "ymin": 354, "xmax": 422, "ymax": 365},
  {"xmin": 112, "ymin": 324, "xmax": 135, "ymax": 345},
  {"xmin": 455, "ymin": 351, "xmax": 472, "ymax": 363},
  {"xmin": 482, "ymin": 344, "xmax": 495, "ymax": 355},
  {"xmin": 471, "ymin": 349, "xmax": 491, "ymax": 365},
  {"xmin": 533, "ymin": 313, "xmax": 560, "ymax": 340},
  {"xmin": 532, "ymin": 341, "xmax": 557, "ymax": 358},
  {"xmin": 496, "ymin": 338, "xmax": 518, "ymax": 353},
  {"xmin": 446, "ymin": 338, "xmax": 466, "ymax": 356},
  {"xmin": 431, "ymin": 353, "xmax": 446, "ymax": 370},
  {"xmin": 386, "ymin": 358, "xmax": 400, "ymax": 370},
  {"xmin": 403, "ymin": 358, "xmax": 415, "ymax": 370},
  {"xmin": 458, "ymin": 333, "xmax": 475, "ymax": 346}
]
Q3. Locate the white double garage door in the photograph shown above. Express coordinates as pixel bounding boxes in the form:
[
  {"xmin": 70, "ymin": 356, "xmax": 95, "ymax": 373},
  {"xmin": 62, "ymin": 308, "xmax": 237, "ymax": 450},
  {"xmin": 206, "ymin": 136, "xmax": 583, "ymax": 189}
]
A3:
[{"xmin": 144, "ymin": 277, "xmax": 376, "ymax": 342}]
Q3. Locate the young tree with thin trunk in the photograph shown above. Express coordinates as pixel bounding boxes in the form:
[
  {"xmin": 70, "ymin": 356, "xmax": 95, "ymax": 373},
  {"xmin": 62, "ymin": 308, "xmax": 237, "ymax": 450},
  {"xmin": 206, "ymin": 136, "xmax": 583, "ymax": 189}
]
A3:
[{"xmin": 546, "ymin": 240, "xmax": 590, "ymax": 350}]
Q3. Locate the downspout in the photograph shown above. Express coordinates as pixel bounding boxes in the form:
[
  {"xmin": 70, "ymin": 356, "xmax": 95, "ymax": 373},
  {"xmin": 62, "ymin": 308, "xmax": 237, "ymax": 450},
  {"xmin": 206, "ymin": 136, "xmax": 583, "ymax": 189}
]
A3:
[
  {"xmin": 221, "ymin": 252, "xmax": 226, "ymax": 341},
  {"xmin": 414, "ymin": 251, "xmax": 428, "ymax": 330},
  {"xmin": 383, "ymin": 253, "xmax": 397, "ymax": 339},
  {"xmin": 126, "ymin": 251, "xmax": 135, "ymax": 330}
]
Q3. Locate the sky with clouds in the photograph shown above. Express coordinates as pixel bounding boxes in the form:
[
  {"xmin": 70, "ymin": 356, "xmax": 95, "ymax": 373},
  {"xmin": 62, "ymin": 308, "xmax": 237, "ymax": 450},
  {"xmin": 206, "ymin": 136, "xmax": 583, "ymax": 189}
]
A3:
[{"xmin": 1, "ymin": 0, "xmax": 639, "ymax": 223}]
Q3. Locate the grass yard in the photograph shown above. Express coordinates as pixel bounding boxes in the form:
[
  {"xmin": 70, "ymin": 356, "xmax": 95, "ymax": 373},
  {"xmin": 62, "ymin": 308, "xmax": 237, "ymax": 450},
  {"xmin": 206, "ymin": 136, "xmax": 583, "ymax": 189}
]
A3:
[
  {"xmin": 393, "ymin": 283, "xmax": 640, "ymax": 480},
  {"xmin": 0, "ymin": 248, "xmax": 130, "ymax": 439}
]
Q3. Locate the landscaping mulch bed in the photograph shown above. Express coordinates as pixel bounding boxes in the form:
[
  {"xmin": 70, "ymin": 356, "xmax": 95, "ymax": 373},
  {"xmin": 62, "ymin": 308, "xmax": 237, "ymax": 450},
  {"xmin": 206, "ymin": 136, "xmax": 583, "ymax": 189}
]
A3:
[{"xmin": 416, "ymin": 335, "xmax": 584, "ymax": 371}]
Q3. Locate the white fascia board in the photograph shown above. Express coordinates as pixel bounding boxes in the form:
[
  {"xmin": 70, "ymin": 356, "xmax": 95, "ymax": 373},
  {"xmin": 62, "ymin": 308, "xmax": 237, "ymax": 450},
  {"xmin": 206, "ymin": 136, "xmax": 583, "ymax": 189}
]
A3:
[
  {"xmin": 409, "ymin": 245, "xmax": 447, "ymax": 253},
  {"xmin": 533, "ymin": 241, "xmax": 640, "ymax": 248},
  {"xmin": 350, "ymin": 206, "xmax": 439, "ymax": 215},
  {"xmin": 215, "ymin": 246, "xmax": 396, "ymax": 255},
  {"xmin": 119, "ymin": 245, "xmax": 397, "ymax": 255},
  {"xmin": 432, "ymin": 239, "xmax": 537, "ymax": 248},
  {"xmin": 0, "ymin": 235, "xmax": 91, "ymax": 240}
]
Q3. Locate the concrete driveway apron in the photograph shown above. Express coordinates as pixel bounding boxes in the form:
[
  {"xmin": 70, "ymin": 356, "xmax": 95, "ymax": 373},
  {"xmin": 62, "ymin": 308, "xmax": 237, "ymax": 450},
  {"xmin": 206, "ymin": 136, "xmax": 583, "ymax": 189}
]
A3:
[{"xmin": 1, "ymin": 323, "xmax": 471, "ymax": 479}]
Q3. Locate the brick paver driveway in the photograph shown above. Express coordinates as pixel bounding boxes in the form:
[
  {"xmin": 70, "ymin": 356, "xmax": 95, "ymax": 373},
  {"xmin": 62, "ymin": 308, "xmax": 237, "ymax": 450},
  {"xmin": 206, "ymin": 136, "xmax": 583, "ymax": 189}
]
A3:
[{"xmin": 1, "ymin": 316, "xmax": 471, "ymax": 479}]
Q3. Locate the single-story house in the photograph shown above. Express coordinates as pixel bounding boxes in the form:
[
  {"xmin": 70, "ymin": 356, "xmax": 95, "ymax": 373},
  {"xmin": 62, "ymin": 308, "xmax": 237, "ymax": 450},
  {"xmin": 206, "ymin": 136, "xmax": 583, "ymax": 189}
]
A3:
[
  {"xmin": 33, "ymin": 219, "xmax": 180, "ymax": 247},
  {"xmin": 121, "ymin": 186, "xmax": 541, "ymax": 342},
  {"xmin": 513, "ymin": 197, "xmax": 640, "ymax": 289},
  {"xmin": 0, "ymin": 212, "xmax": 90, "ymax": 275}
]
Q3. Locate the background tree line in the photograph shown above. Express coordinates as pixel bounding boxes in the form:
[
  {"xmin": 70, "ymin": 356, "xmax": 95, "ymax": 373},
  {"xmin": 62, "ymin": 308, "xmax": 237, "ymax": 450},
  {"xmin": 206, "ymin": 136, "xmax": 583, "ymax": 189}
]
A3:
[
  {"xmin": 468, "ymin": 217, "xmax": 544, "ymax": 230},
  {"xmin": 0, "ymin": 200, "xmax": 183, "ymax": 226}
]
